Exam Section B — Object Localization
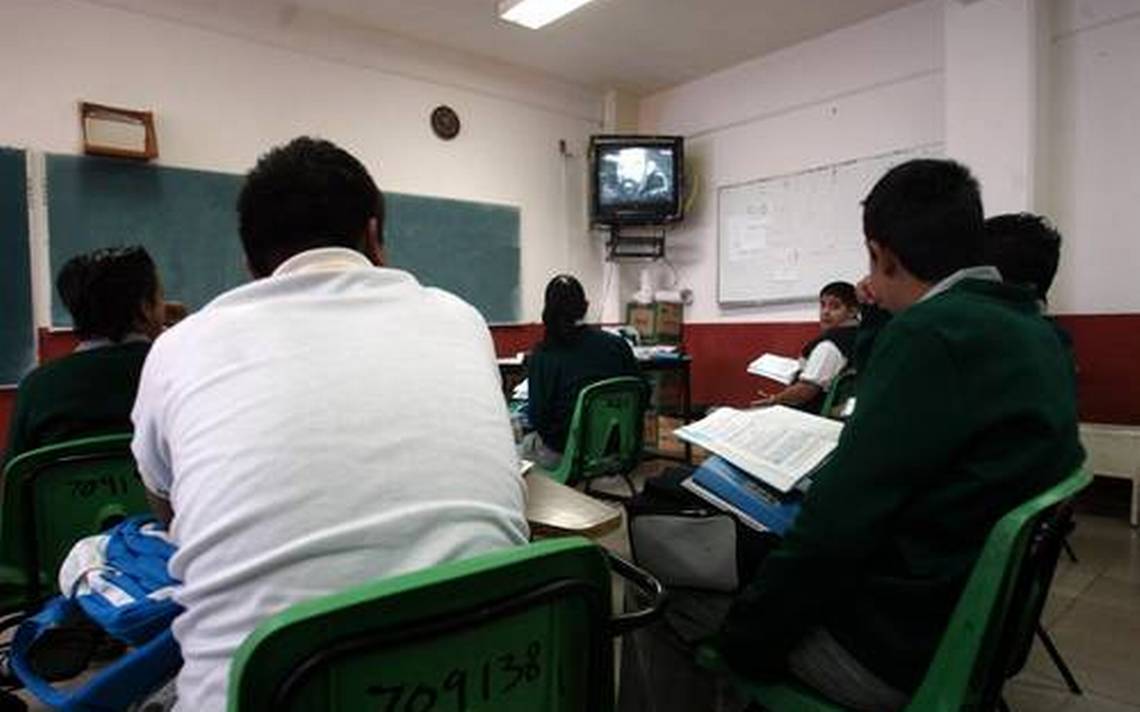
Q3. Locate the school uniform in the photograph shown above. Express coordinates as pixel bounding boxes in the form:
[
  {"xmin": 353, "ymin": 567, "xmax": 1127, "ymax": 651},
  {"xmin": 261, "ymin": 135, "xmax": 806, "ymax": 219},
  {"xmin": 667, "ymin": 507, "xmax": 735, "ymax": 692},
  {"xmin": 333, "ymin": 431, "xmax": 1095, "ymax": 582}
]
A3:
[
  {"xmin": 796, "ymin": 322, "xmax": 858, "ymax": 414},
  {"xmin": 4, "ymin": 338, "xmax": 150, "ymax": 463},
  {"xmin": 523, "ymin": 327, "xmax": 640, "ymax": 461},
  {"xmin": 715, "ymin": 270, "xmax": 1084, "ymax": 700}
]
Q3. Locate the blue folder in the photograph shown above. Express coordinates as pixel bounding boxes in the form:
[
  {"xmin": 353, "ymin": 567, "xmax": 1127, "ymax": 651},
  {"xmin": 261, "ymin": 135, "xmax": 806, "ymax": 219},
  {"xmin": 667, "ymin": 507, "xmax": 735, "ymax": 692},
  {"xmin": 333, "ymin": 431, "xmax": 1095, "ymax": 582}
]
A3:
[{"xmin": 687, "ymin": 456, "xmax": 804, "ymax": 535}]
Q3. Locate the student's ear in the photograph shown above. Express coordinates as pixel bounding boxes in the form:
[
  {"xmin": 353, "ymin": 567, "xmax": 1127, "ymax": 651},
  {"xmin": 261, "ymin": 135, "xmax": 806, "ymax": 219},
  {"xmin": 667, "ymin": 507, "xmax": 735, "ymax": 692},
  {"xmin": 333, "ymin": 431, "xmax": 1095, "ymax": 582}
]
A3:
[
  {"xmin": 364, "ymin": 217, "xmax": 385, "ymax": 266},
  {"xmin": 868, "ymin": 240, "xmax": 900, "ymax": 278}
]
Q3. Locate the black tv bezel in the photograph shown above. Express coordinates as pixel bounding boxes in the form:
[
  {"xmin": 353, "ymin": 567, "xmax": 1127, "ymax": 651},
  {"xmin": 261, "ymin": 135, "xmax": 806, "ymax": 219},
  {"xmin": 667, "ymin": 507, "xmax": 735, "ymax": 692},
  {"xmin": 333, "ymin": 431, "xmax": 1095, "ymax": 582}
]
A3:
[{"xmin": 589, "ymin": 135, "xmax": 684, "ymax": 227}]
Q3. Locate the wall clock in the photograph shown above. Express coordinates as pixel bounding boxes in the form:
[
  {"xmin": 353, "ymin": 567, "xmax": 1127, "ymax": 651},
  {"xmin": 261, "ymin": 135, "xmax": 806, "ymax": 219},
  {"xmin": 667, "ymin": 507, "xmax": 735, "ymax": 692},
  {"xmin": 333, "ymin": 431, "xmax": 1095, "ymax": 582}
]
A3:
[{"xmin": 431, "ymin": 105, "xmax": 460, "ymax": 140}]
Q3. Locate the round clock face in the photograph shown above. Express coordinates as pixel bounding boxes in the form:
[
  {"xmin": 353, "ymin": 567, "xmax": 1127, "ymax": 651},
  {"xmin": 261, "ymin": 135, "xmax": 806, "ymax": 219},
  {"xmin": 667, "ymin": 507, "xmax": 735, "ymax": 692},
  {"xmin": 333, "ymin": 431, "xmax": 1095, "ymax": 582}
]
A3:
[{"xmin": 431, "ymin": 105, "xmax": 460, "ymax": 140}]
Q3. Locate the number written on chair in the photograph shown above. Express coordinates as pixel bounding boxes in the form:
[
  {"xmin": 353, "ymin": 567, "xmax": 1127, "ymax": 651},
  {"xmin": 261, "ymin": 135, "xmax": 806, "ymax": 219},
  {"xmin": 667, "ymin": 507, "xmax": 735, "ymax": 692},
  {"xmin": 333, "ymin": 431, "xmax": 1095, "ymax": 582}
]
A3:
[{"xmin": 366, "ymin": 640, "xmax": 545, "ymax": 711}]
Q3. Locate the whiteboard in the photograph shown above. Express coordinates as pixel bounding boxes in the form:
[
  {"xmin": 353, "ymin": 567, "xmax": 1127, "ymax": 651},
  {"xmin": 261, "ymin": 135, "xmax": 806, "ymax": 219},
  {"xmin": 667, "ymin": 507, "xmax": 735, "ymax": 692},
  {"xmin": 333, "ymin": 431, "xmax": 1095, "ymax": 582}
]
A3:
[{"xmin": 718, "ymin": 144, "xmax": 942, "ymax": 305}]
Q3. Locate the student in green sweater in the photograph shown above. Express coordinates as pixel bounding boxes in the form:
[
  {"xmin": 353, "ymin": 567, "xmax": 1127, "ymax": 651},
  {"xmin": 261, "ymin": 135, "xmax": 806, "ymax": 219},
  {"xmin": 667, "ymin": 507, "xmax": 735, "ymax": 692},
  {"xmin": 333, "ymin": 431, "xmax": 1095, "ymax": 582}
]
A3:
[
  {"xmin": 713, "ymin": 160, "xmax": 1083, "ymax": 710},
  {"xmin": 519, "ymin": 274, "xmax": 640, "ymax": 469},
  {"xmin": 3, "ymin": 246, "xmax": 165, "ymax": 463}
]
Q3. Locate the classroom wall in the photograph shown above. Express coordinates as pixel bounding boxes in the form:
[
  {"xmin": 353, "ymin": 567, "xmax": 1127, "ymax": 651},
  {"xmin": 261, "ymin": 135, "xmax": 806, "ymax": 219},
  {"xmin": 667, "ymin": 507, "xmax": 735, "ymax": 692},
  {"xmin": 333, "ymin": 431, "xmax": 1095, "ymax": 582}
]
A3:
[
  {"xmin": 627, "ymin": 0, "xmax": 944, "ymax": 325},
  {"xmin": 0, "ymin": 0, "xmax": 612, "ymax": 452},
  {"xmin": 0, "ymin": 0, "xmax": 607, "ymax": 328},
  {"xmin": 626, "ymin": 0, "xmax": 1140, "ymax": 423}
]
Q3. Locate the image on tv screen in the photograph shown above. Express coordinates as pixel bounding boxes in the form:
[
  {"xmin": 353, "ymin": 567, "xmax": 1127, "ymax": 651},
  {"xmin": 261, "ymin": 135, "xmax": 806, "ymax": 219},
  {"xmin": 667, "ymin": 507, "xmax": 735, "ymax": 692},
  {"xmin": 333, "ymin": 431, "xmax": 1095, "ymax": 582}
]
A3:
[{"xmin": 597, "ymin": 146, "xmax": 675, "ymax": 208}]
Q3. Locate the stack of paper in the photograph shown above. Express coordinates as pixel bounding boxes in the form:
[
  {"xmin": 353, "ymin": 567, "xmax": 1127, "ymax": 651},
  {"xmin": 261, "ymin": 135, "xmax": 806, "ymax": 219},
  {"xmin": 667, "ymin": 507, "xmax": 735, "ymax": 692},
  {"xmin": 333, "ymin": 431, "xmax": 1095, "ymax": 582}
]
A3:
[
  {"xmin": 673, "ymin": 406, "xmax": 842, "ymax": 493},
  {"xmin": 746, "ymin": 353, "xmax": 802, "ymax": 385}
]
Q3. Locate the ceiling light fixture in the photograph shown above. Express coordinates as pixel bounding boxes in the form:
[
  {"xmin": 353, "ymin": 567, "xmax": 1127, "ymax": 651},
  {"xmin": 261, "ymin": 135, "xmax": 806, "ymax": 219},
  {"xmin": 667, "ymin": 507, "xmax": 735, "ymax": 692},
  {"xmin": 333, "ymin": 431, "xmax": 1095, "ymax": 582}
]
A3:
[{"xmin": 497, "ymin": 0, "xmax": 597, "ymax": 30}]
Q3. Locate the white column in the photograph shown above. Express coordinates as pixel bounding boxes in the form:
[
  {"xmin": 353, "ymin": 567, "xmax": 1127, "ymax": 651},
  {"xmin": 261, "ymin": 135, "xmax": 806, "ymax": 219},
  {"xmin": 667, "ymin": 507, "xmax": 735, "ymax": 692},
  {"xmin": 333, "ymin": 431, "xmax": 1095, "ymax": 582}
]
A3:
[{"xmin": 944, "ymin": 0, "xmax": 1048, "ymax": 214}]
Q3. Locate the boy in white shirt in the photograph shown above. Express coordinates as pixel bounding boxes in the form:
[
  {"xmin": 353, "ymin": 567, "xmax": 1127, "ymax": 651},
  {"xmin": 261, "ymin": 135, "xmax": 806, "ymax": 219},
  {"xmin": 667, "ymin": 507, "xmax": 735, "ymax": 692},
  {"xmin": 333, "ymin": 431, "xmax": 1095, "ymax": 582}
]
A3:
[
  {"xmin": 131, "ymin": 137, "xmax": 529, "ymax": 711},
  {"xmin": 755, "ymin": 281, "xmax": 859, "ymax": 413}
]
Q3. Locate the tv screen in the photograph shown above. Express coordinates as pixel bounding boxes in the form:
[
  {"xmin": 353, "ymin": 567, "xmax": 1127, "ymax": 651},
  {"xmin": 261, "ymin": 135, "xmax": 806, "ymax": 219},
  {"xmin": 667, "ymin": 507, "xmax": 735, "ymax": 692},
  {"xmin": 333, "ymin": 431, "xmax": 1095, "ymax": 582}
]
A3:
[{"xmin": 590, "ymin": 135, "xmax": 683, "ymax": 225}]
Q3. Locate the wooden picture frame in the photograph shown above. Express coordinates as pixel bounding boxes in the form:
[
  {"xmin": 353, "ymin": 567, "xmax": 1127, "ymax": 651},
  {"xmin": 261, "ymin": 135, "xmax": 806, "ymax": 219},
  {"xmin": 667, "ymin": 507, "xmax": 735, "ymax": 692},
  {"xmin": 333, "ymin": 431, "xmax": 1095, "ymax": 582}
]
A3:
[{"xmin": 80, "ymin": 102, "xmax": 158, "ymax": 160}]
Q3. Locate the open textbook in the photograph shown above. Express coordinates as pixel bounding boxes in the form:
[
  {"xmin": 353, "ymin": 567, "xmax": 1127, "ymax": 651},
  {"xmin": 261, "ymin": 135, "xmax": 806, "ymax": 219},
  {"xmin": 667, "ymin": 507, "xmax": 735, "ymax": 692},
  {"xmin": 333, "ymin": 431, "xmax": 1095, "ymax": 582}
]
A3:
[
  {"xmin": 673, "ymin": 406, "xmax": 843, "ymax": 493},
  {"xmin": 746, "ymin": 353, "xmax": 801, "ymax": 385}
]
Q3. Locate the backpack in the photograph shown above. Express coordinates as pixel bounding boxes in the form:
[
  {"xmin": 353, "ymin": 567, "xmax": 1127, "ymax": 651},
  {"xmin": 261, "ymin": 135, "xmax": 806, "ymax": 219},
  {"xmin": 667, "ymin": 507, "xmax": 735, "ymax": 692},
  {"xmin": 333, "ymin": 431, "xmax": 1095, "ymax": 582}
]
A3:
[{"xmin": 8, "ymin": 517, "xmax": 182, "ymax": 711}]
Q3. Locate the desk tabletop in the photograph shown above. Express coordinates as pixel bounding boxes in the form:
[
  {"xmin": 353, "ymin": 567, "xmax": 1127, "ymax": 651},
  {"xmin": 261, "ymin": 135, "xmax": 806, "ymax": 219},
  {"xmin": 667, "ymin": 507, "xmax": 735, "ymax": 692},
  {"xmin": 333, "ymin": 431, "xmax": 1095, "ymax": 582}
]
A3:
[{"xmin": 524, "ymin": 472, "xmax": 622, "ymax": 539}]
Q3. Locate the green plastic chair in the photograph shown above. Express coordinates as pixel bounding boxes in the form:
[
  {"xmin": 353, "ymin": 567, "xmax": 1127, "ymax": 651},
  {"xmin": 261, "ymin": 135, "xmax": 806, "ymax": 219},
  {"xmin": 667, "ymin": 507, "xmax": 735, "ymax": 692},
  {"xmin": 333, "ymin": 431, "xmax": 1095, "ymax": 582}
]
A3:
[
  {"xmin": 819, "ymin": 370, "xmax": 857, "ymax": 420},
  {"xmin": 699, "ymin": 467, "xmax": 1092, "ymax": 712},
  {"xmin": 229, "ymin": 537, "xmax": 666, "ymax": 712},
  {"xmin": 0, "ymin": 433, "xmax": 149, "ymax": 612},
  {"xmin": 541, "ymin": 377, "xmax": 648, "ymax": 494}
]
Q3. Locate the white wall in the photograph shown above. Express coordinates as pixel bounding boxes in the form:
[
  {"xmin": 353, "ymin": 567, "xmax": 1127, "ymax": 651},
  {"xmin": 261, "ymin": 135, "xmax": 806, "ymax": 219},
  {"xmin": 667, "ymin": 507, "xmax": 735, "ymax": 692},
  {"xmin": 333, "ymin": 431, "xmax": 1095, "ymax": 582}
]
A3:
[
  {"xmin": 1048, "ymin": 0, "xmax": 1140, "ymax": 314},
  {"xmin": 0, "ymin": 0, "xmax": 606, "ymax": 326},
  {"xmin": 631, "ymin": 0, "xmax": 1140, "ymax": 323},
  {"xmin": 945, "ymin": 0, "xmax": 1042, "ymax": 215},
  {"xmin": 630, "ymin": 0, "xmax": 944, "ymax": 323}
]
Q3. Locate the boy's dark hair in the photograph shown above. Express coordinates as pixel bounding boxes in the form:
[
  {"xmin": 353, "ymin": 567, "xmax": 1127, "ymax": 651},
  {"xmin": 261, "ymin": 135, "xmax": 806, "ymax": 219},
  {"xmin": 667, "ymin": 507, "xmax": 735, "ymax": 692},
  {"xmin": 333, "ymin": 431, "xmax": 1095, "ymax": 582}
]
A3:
[
  {"xmin": 862, "ymin": 159, "xmax": 984, "ymax": 282},
  {"xmin": 238, "ymin": 136, "xmax": 384, "ymax": 277},
  {"xmin": 984, "ymin": 213, "xmax": 1062, "ymax": 301},
  {"xmin": 56, "ymin": 246, "xmax": 158, "ymax": 343},
  {"xmin": 819, "ymin": 281, "xmax": 858, "ymax": 309},
  {"xmin": 541, "ymin": 274, "xmax": 588, "ymax": 347}
]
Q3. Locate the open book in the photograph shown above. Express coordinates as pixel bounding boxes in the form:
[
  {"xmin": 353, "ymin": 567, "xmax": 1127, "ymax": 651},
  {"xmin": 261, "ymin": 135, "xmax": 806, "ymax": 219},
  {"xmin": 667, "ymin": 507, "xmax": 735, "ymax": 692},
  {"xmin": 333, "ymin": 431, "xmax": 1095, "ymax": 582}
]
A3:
[
  {"xmin": 746, "ymin": 353, "xmax": 801, "ymax": 385},
  {"xmin": 673, "ymin": 406, "xmax": 843, "ymax": 493}
]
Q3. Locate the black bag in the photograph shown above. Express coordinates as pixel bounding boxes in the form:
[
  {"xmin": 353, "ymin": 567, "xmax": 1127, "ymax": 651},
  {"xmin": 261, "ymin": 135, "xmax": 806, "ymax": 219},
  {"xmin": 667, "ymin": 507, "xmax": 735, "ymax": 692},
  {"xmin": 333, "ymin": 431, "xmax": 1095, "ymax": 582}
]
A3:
[{"xmin": 627, "ymin": 466, "xmax": 776, "ymax": 593}]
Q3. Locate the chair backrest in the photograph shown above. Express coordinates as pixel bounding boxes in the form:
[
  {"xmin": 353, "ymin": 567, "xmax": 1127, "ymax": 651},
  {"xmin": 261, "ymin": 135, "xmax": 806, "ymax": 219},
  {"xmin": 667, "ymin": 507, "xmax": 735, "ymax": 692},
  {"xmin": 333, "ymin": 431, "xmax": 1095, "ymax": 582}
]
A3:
[
  {"xmin": 229, "ymin": 537, "xmax": 615, "ymax": 712},
  {"xmin": 550, "ymin": 377, "xmax": 647, "ymax": 485},
  {"xmin": 0, "ymin": 434, "xmax": 149, "ymax": 607},
  {"xmin": 819, "ymin": 370, "xmax": 857, "ymax": 420},
  {"xmin": 907, "ymin": 467, "xmax": 1091, "ymax": 712}
]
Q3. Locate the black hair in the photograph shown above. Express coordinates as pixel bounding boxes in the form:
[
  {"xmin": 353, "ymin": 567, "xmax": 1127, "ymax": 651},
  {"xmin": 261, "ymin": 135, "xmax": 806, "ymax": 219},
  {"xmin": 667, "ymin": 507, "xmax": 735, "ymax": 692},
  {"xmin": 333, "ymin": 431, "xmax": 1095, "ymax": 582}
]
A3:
[
  {"xmin": 862, "ymin": 159, "xmax": 984, "ymax": 282},
  {"xmin": 819, "ymin": 281, "xmax": 858, "ymax": 309},
  {"xmin": 238, "ymin": 136, "xmax": 384, "ymax": 277},
  {"xmin": 984, "ymin": 213, "xmax": 1062, "ymax": 302},
  {"xmin": 56, "ymin": 246, "xmax": 159, "ymax": 343},
  {"xmin": 541, "ymin": 275, "xmax": 588, "ymax": 347}
]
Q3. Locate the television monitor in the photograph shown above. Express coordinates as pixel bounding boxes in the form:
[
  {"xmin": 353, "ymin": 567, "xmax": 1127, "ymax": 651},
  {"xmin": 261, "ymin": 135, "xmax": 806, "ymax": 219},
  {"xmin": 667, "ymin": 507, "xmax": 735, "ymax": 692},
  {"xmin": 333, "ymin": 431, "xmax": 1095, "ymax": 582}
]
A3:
[{"xmin": 590, "ymin": 135, "xmax": 684, "ymax": 226}]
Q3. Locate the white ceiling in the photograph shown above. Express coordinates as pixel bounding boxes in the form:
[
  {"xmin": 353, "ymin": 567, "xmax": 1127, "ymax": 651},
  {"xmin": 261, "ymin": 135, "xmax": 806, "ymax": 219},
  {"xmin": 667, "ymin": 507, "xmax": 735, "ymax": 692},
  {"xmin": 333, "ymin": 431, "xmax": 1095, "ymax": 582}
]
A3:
[{"xmin": 285, "ymin": 0, "xmax": 923, "ymax": 95}]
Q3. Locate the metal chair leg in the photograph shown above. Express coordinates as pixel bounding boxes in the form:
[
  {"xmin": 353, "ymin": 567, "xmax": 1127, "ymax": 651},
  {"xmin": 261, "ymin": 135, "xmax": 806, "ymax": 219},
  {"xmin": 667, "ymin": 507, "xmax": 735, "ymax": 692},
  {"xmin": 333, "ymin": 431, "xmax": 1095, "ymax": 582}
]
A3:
[
  {"xmin": 1062, "ymin": 537, "xmax": 1078, "ymax": 564},
  {"xmin": 1037, "ymin": 624, "xmax": 1082, "ymax": 695}
]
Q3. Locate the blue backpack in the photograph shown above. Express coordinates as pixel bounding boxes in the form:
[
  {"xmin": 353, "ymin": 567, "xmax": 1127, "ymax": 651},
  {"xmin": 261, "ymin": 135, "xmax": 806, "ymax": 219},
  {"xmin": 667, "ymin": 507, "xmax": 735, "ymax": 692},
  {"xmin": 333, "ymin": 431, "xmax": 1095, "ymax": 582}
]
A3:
[{"xmin": 9, "ymin": 517, "xmax": 182, "ymax": 711}]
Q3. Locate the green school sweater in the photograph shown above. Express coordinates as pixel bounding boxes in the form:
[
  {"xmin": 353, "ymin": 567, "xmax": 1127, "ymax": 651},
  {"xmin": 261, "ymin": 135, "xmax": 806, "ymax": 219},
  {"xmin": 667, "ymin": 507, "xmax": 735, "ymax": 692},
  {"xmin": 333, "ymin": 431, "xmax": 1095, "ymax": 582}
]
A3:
[
  {"xmin": 4, "ymin": 341, "xmax": 150, "ymax": 463},
  {"xmin": 526, "ymin": 328, "xmax": 641, "ymax": 452},
  {"xmin": 717, "ymin": 279, "xmax": 1084, "ymax": 692}
]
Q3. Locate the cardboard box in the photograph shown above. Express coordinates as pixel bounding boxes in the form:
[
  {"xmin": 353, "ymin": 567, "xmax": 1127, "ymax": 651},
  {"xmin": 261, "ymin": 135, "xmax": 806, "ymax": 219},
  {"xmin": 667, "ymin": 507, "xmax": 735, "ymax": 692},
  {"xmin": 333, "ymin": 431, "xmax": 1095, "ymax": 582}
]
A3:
[
  {"xmin": 643, "ymin": 411, "xmax": 659, "ymax": 447},
  {"xmin": 656, "ymin": 415, "xmax": 687, "ymax": 456},
  {"xmin": 654, "ymin": 301, "xmax": 683, "ymax": 343},
  {"xmin": 626, "ymin": 301, "xmax": 684, "ymax": 345}
]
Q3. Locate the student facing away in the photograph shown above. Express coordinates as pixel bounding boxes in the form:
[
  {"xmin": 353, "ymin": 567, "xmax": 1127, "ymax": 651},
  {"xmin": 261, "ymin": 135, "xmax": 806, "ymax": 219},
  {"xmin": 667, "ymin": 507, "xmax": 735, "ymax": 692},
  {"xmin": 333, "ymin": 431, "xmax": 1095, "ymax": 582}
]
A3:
[
  {"xmin": 519, "ymin": 274, "xmax": 641, "ymax": 470},
  {"xmin": 710, "ymin": 160, "xmax": 1084, "ymax": 709},
  {"xmin": 704, "ymin": 160, "xmax": 1083, "ymax": 710},
  {"xmin": 754, "ymin": 281, "xmax": 859, "ymax": 413},
  {"xmin": 4, "ymin": 246, "xmax": 164, "ymax": 464},
  {"xmin": 130, "ymin": 137, "xmax": 529, "ymax": 711}
]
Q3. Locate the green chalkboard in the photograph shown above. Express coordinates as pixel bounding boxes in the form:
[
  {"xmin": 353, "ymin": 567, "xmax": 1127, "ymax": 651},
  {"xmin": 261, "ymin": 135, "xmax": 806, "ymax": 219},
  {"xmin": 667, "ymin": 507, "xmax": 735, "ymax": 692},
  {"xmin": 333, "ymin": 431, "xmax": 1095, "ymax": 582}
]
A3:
[
  {"xmin": 386, "ymin": 194, "xmax": 519, "ymax": 323},
  {"xmin": 47, "ymin": 154, "xmax": 247, "ymax": 325},
  {"xmin": 46, "ymin": 154, "xmax": 520, "ymax": 325},
  {"xmin": 0, "ymin": 147, "xmax": 35, "ymax": 386}
]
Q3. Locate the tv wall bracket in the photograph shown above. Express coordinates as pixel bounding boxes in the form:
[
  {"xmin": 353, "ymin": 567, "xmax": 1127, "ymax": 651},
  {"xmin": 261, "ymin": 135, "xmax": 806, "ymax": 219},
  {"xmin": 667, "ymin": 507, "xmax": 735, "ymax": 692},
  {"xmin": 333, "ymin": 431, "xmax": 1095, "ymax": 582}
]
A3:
[{"xmin": 602, "ymin": 224, "xmax": 666, "ymax": 261}]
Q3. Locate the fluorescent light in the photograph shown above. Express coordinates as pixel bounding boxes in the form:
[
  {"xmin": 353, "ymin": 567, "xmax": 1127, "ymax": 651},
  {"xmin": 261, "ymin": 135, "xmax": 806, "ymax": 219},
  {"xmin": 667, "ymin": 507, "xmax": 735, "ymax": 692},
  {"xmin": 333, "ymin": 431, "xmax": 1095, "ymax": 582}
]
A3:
[{"xmin": 498, "ymin": 0, "xmax": 597, "ymax": 30}]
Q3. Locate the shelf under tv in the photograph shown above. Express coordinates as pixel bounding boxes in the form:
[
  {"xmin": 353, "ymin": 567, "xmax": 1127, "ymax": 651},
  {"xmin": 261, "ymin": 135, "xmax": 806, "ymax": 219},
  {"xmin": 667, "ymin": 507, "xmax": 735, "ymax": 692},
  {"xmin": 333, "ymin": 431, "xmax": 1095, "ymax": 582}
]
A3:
[{"xmin": 602, "ymin": 224, "xmax": 667, "ymax": 260}]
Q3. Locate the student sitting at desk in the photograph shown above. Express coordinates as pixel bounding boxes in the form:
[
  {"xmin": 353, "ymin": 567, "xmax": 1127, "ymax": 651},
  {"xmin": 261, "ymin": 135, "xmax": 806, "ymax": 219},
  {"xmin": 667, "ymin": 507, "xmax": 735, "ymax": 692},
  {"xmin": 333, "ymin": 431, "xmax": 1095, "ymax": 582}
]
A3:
[
  {"xmin": 130, "ymin": 137, "xmax": 529, "ymax": 711},
  {"xmin": 4, "ymin": 246, "xmax": 164, "ymax": 463},
  {"xmin": 622, "ymin": 160, "xmax": 1082, "ymax": 712},
  {"xmin": 519, "ymin": 274, "xmax": 640, "ymax": 469},
  {"xmin": 753, "ymin": 281, "xmax": 859, "ymax": 413},
  {"xmin": 714, "ymin": 159, "xmax": 1083, "ymax": 710},
  {"xmin": 984, "ymin": 212, "xmax": 1075, "ymax": 361}
]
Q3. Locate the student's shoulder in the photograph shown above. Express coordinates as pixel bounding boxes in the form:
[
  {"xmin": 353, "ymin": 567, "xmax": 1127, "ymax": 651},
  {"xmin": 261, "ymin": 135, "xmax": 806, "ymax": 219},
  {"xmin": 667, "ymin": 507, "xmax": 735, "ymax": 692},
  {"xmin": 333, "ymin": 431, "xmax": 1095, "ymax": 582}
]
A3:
[{"xmin": 420, "ymin": 286, "xmax": 489, "ymax": 327}]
